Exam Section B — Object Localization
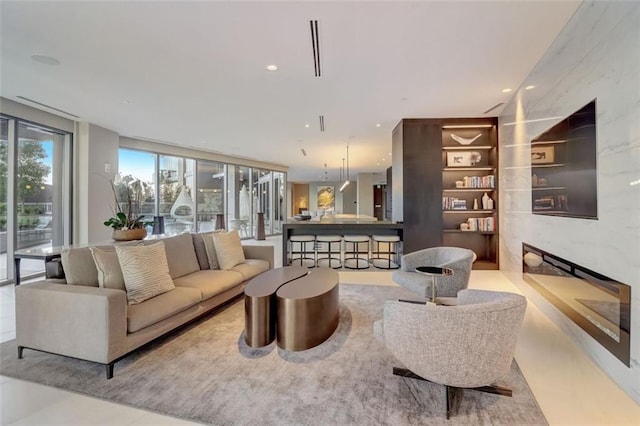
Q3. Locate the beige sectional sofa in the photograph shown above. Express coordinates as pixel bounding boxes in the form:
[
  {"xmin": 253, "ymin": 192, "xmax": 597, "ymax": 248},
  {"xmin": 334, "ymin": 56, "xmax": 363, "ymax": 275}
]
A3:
[{"xmin": 15, "ymin": 233, "xmax": 274, "ymax": 378}]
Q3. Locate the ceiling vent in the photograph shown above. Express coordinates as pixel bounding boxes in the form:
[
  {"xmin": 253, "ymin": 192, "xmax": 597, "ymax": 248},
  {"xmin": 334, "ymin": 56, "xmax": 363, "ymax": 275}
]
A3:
[
  {"xmin": 309, "ymin": 20, "xmax": 321, "ymax": 77},
  {"xmin": 301, "ymin": 148, "xmax": 307, "ymax": 156},
  {"xmin": 319, "ymin": 115, "xmax": 325, "ymax": 132},
  {"xmin": 483, "ymin": 102, "xmax": 504, "ymax": 115},
  {"xmin": 16, "ymin": 96, "xmax": 79, "ymax": 118}
]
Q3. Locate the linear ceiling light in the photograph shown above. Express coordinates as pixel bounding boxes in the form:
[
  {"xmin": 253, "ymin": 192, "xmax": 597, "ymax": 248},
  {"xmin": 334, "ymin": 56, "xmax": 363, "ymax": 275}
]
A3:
[
  {"xmin": 310, "ymin": 20, "xmax": 321, "ymax": 77},
  {"xmin": 319, "ymin": 115, "xmax": 325, "ymax": 132},
  {"xmin": 442, "ymin": 124, "xmax": 493, "ymax": 129}
]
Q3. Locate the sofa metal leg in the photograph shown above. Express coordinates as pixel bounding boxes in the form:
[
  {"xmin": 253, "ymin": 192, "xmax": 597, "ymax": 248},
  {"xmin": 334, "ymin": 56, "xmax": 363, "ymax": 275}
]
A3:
[
  {"xmin": 105, "ymin": 363, "xmax": 114, "ymax": 379},
  {"xmin": 18, "ymin": 346, "xmax": 24, "ymax": 359},
  {"xmin": 446, "ymin": 385, "xmax": 451, "ymax": 420}
]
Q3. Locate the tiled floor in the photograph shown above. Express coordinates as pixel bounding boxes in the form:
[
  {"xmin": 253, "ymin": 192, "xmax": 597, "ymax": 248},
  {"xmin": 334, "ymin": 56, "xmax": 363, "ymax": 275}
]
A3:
[{"xmin": 1, "ymin": 238, "xmax": 639, "ymax": 425}]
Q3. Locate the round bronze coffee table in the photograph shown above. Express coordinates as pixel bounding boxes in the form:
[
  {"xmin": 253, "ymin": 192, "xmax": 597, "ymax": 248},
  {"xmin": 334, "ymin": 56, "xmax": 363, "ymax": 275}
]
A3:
[{"xmin": 276, "ymin": 267, "xmax": 339, "ymax": 351}]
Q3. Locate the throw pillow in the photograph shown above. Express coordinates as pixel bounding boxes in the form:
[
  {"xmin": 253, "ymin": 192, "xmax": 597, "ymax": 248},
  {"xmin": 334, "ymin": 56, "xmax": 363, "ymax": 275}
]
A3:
[
  {"xmin": 89, "ymin": 247, "xmax": 126, "ymax": 291},
  {"xmin": 212, "ymin": 230, "xmax": 245, "ymax": 270},
  {"xmin": 61, "ymin": 247, "xmax": 99, "ymax": 286},
  {"xmin": 115, "ymin": 241, "xmax": 175, "ymax": 305},
  {"xmin": 201, "ymin": 233, "xmax": 220, "ymax": 270}
]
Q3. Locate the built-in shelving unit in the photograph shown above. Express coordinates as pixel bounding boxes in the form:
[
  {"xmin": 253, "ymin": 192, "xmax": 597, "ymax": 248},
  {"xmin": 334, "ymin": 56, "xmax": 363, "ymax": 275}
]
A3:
[{"xmin": 441, "ymin": 118, "xmax": 498, "ymax": 269}]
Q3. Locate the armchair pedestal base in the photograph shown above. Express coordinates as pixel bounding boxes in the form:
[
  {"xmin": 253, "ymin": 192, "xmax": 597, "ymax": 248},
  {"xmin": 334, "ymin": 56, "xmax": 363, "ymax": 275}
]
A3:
[{"xmin": 392, "ymin": 367, "xmax": 512, "ymax": 419}]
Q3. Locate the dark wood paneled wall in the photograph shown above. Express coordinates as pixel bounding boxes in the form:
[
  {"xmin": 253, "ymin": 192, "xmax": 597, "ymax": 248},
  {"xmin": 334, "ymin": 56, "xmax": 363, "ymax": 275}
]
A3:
[{"xmin": 398, "ymin": 119, "xmax": 443, "ymax": 254}]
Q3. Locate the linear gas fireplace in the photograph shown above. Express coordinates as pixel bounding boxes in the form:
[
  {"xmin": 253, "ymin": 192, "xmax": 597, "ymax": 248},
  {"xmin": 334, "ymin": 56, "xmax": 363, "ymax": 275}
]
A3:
[{"xmin": 522, "ymin": 243, "xmax": 630, "ymax": 366}]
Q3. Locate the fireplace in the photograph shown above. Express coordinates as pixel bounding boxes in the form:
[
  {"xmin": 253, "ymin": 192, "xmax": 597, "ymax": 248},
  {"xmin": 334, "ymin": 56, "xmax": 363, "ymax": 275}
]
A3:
[{"xmin": 522, "ymin": 243, "xmax": 630, "ymax": 366}]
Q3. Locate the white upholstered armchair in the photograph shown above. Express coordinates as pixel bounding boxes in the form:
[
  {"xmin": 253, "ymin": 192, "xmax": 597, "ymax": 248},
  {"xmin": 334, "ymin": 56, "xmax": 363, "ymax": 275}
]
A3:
[
  {"xmin": 374, "ymin": 289, "xmax": 527, "ymax": 418},
  {"xmin": 392, "ymin": 246, "xmax": 474, "ymax": 299}
]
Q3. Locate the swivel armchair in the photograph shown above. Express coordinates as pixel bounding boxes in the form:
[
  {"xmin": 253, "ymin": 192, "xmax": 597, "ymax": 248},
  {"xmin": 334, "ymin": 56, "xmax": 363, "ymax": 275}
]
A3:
[
  {"xmin": 392, "ymin": 247, "xmax": 474, "ymax": 300},
  {"xmin": 374, "ymin": 289, "xmax": 527, "ymax": 418}
]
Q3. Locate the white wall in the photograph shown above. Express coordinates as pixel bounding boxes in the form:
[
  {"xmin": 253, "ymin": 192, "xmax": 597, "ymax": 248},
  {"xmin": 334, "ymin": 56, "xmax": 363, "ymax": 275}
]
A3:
[
  {"xmin": 499, "ymin": 1, "xmax": 640, "ymax": 403},
  {"xmin": 76, "ymin": 123, "xmax": 119, "ymax": 244}
]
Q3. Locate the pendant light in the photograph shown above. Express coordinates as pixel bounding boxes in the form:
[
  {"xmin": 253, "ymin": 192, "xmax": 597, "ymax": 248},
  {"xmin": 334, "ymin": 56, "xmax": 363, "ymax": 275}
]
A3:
[{"xmin": 340, "ymin": 145, "xmax": 350, "ymax": 192}]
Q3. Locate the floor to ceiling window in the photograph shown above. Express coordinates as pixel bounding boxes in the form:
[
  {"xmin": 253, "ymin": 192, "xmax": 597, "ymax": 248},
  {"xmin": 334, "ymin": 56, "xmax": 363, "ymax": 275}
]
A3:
[
  {"xmin": 0, "ymin": 116, "xmax": 72, "ymax": 285},
  {"xmin": 117, "ymin": 147, "xmax": 285, "ymax": 239}
]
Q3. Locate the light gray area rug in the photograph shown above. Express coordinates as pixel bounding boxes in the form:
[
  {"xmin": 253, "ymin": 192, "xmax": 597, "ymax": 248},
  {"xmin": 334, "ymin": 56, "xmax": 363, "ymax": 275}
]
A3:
[{"xmin": 0, "ymin": 284, "xmax": 547, "ymax": 425}]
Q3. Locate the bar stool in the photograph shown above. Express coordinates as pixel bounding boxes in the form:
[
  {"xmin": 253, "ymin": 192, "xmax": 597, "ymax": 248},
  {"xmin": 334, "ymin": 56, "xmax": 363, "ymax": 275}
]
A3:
[
  {"xmin": 343, "ymin": 235, "xmax": 370, "ymax": 269},
  {"xmin": 316, "ymin": 235, "xmax": 342, "ymax": 269},
  {"xmin": 289, "ymin": 235, "xmax": 316, "ymax": 268},
  {"xmin": 371, "ymin": 235, "xmax": 401, "ymax": 269}
]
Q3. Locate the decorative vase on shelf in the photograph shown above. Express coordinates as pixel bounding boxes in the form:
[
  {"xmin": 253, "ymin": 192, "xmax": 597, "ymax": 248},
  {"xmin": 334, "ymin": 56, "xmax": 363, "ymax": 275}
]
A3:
[
  {"xmin": 112, "ymin": 228, "xmax": 147, "ymax": 241},
  {"xmin": 488, "ymin": 198, "xmax": 494, "ymax": 210},
  {"xmin": 482, "ymin": 192, "xmax": 490, "ymax": 210},
  {"xmin": 473, "ymin": 199, "xmax": 479, "ymax": 210}
]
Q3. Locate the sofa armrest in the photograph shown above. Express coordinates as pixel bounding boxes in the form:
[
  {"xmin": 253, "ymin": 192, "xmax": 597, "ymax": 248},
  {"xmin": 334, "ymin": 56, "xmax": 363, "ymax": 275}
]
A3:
[
  {"xmin": 16, "ymin": 281, "xmax": 127, "ymax": 364},
  {"xmin": 242, "ymin": 245, "xmax": 274, "ymax": 269}
]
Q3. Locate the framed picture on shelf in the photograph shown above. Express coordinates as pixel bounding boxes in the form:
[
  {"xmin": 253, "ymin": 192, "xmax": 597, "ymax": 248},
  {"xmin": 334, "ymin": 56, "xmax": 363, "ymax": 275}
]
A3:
[
  {"xmin": 531, "ymin": 146, "xmax": 555, "ymax": 164},
  {"xmin": 446, "ymin": 151, "xmax": 482, "ymax": 167}
]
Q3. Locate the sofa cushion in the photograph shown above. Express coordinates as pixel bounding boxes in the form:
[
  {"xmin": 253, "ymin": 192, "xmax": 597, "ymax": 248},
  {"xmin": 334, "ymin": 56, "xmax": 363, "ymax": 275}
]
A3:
[
  {"xmin": 144, "ymin": 233, "xmax": 200, "ymax": 279},
  {"xmin": 202, "ymin": 233, "xmax": 220, "ymax": 270},
  {"xmin": 61, "ymin": 247, "xmax": 99, "ymax": 287},
  {"xmin": 116, "ymin": 241, "xmax": 176, "ymax": 305},
  {"xmin": 212, "ymin": 230, "xmax": 245, "ymax": 270},
  {"xmin": 90, "ymin": 247, "xmax": 125, "ymax": 290},
  {"xmin": 231, "ymin": 259, "xmax": 270, "ymax": 281},
  {"xmin": 173, "ymin": 270, "xmax": 243, "ymax": 300},
  {"xmin": 127, "ymin": 287, "xmax": 202, "ymax": 333},
  {"xmin": 191, "ymin": 233, "xmax": 210, "ymax": 270}
]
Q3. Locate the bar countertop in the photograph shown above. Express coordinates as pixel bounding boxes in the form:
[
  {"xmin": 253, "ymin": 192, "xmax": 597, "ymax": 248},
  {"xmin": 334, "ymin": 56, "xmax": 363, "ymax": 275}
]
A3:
[{"xmin": 281, "ymin": 220, "xmax": 403, "ymax": 266}]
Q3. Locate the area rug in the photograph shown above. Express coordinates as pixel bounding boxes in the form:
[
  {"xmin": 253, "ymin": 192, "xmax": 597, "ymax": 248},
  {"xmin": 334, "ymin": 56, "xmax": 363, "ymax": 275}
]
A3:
[{"xmin": 0, "ymin": 284, "xmax": 547, "ymax": 425}]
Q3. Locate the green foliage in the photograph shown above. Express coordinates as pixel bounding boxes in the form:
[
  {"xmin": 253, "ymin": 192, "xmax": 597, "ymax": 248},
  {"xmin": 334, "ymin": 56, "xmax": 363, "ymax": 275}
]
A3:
[
  {"xmin": 0, "ymin": 140, "xmax": 51, "ymax": 203},
  {"xmin": 104, "ymin": 176, "xmax": 154, "ymax": 230}
]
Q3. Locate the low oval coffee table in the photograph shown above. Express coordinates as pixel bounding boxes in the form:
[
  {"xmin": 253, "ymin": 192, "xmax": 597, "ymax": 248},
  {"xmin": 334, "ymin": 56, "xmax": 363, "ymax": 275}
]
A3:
[
  {"xmin": 276, "ymin": 267, "xmax": 340, "ymax": 351},
  {"xmin": 244, "ymin": 266, "xmax": 308, "ymax": 348}
]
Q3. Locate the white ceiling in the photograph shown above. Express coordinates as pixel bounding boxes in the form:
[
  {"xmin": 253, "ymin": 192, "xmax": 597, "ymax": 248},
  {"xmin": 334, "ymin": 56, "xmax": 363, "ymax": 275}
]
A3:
[{"xmin": 0, "ymin": 1, "xmax": 580, "ymax": 182}]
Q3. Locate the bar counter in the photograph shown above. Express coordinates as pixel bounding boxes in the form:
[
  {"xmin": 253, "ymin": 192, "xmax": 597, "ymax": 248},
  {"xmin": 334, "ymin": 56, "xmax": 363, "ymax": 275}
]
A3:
[{"xmin": 281, "ymin": 220, "xmax": 403, "ymax": 266}]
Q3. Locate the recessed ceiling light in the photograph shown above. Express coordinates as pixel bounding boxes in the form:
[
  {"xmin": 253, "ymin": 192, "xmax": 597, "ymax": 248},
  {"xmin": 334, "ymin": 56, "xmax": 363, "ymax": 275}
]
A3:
[
  {"xmin": 266, "ymin": 64, "xmax": 278, "ymax": 71},
  {"xmin": 388, "ymin": 152, "xmax": 392, "ymax": 156},
  {"xmin": 305, "ymin": 124, "xmax": 310, "ymax": 128},
  {"xmin": 122, "ymin": 100, "xmax": 130, "ymax": 104},
  {"xmin": 377, "ymin": 163, "xmax": 380, "ymax": 166},
  {"xmin": 376, "ymin": 123, "xmax": 381, "ymax": 127},
  {"xmin": 502, "ymin": 88, "xmax": 513, "ymax": 93},
  {"xmin": 31, "ymin": 55, "xmax": 60, "ymax": 66},
  {"xmin": 525, "ymin": 85, "xmax": 536, "ymax": 90}
]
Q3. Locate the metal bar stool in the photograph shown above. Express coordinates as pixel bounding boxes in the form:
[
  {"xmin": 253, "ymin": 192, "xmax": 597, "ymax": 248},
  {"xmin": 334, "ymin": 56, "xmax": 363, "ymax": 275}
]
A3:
[
  {"xmin": 289, "ymin": 235, "xmax": 316, "ymax": 268},
  {"xmin": 316, "ymin": 235, "xmax": 342, "ymax": 269},
  {"xmin": 343, "ymin": 235, "xmax": 370, "ymax": 269},
  {"xmin": 371, "ymin": 235, "xmax": 401, "ymax": 269}
]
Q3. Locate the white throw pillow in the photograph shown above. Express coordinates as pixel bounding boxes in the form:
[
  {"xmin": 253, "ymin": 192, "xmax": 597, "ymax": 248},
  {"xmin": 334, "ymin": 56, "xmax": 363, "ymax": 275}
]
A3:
[
  {"xmin": 90, "ymin": 247, "xmax": 126, "ymax": 291},
  {"xmin": 115, "ymin": 241, "xmax": 175, "ymax": 305},
  {"xmin": 212, "ymin": 230, "xmax": 245, "ymax": 270}
]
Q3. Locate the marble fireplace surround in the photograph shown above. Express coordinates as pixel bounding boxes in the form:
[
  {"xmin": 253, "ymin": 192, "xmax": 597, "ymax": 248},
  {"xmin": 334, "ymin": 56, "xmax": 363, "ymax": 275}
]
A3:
[{"xmin": 522, "ymin": 243, "xmax": 630, "ymax": 367}]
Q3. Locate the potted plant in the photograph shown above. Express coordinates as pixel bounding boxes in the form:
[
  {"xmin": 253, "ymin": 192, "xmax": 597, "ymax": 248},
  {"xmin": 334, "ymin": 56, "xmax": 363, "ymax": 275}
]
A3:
[{"xmin": 104, "ymin": 177, "xmax": 153, "ymax": 241}]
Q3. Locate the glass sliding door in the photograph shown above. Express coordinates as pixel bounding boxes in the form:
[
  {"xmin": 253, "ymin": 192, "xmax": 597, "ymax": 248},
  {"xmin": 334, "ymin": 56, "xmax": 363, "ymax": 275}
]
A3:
[
  {"xmin": 196, "ymin": 160, "xmax": 225, "ymax": 232},
  {"xmin": 159, "ymin": 155, "xmax": 195, "ymax": 234},
  {"xmin": 117, "ymin": 148, "xmax": 157, "ymax": 233},
  {"xmin": 0, "ymin": 117, "xmax": 9, "ymax": 282},
  {"xmin": 0, "ymin": 116, "xmax": 72, "ymax": 285},
  {"xmin": 226, "ymin": 165, "xmax": 251, "ymax": 238}
]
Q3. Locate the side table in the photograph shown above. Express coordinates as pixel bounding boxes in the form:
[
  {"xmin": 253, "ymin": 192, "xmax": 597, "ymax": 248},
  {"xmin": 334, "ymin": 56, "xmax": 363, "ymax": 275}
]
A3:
[
  {"xmin": 415, "ymin": 266, "xmax": 454, "ymax": 303},
  {"xmin": 14, "ymin": 246, "xmax": 64, "ymax": 286}
]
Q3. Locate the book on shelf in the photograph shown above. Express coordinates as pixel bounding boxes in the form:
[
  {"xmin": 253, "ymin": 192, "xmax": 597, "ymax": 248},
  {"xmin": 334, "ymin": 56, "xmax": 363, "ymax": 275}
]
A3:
[
  {"xmin": 443, "ymin": 197, "xmax": 467, "ymax": 210},
  {"xmin": 458, "ymin": 174, "xmax": 495, "ymax": 189},
  {"xmin": 462, "ymin": 217, "xmax": 495, "ymax": 232}
]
